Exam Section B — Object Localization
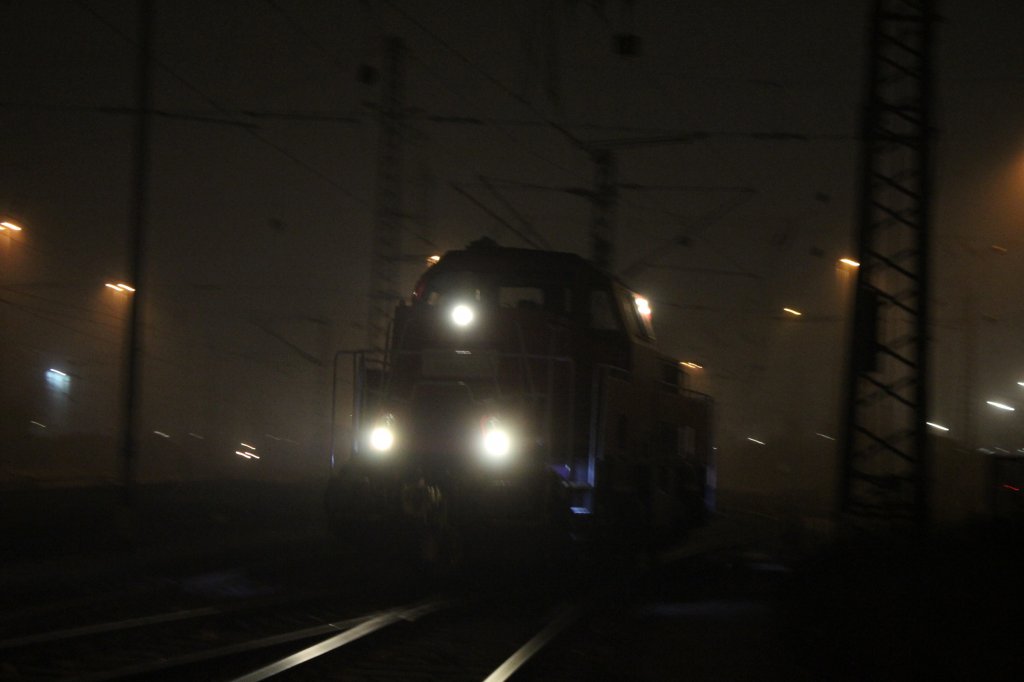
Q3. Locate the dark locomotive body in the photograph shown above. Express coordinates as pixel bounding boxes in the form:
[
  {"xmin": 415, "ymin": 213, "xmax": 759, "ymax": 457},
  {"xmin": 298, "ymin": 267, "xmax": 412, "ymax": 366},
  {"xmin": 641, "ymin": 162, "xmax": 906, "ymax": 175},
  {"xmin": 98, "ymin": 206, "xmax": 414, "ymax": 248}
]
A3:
[{"xmin": 327, "ymin": 239, "xmax": 715, "ymax": 553}]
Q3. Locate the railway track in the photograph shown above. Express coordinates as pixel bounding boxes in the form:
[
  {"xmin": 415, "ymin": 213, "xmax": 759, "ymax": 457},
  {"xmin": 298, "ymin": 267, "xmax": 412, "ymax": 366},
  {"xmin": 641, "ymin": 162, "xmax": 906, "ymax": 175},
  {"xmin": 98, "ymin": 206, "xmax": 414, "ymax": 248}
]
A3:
[
  {"xmin": 0, "ymin": 586, "xmax": 584, "ymax": 681},
  {"xmin": 0, "ymin": 587, "xmax": 406, "ymax": 680},
  {"xmin": 0, "ymin": 516, "xmax": 784, "ymax": 681}
]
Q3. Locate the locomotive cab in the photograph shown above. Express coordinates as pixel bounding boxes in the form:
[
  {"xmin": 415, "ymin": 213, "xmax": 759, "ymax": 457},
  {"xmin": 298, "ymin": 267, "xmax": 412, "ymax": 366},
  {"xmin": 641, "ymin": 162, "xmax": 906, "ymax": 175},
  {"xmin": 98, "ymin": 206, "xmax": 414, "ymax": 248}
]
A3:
[{"xmin": 327, "ymin": 239, "xmax": 714, "ymax": 555}]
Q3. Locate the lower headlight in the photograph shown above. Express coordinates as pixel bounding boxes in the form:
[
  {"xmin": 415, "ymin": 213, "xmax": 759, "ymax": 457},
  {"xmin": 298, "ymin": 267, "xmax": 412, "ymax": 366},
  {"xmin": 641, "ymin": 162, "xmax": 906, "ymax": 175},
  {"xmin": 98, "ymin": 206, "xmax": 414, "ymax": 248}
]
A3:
[
  {"xmin": 369, "ymin": 425, "xmax": 395, "ymax": 453},
  {"xmin": 451, "ymin": 303, "xmax": 475, "ymax": 327},
  {"xmin": 481, "ymin": 425, "xmax": 512, "ymax": 461}
]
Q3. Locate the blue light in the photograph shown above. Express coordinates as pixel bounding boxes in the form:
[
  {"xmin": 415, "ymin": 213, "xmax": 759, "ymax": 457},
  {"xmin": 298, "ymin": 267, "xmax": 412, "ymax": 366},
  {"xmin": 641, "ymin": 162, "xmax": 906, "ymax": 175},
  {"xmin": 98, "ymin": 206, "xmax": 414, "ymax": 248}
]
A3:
[
  {"xmin": 570, "ymin": 506, "xmax": 592, "ymax": 515},
  {"xmin": 45, "ymin": 368, "xmax": 70, "ymax": 393}
]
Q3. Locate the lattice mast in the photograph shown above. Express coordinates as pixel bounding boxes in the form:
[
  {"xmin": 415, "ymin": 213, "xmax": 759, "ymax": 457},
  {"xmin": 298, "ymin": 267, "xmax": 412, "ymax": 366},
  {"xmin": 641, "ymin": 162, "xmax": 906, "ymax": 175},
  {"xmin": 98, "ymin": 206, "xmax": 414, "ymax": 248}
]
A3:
[
  {"xmin": 840, "ymin": 0, "xmax": 936, "ymax": 530},
  {"xmin": 367, "ymin": 37, "xmax": 405, "ymax": 352}
]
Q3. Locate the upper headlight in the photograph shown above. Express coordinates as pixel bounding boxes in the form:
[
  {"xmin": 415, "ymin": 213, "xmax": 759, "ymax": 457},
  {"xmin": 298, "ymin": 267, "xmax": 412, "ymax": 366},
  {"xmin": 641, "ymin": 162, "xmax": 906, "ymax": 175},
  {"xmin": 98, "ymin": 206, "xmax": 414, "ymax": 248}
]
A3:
[
  {"xmin": 368, "ymin": 414, "xmax": 396, "ymax": 454},
  {"xmin": 451, "ymin": 304, "xmax": 475, "ymax": 327},
  {"xmin": 369, "ymin": 425, "xmax": 394, "ymax": 452}
]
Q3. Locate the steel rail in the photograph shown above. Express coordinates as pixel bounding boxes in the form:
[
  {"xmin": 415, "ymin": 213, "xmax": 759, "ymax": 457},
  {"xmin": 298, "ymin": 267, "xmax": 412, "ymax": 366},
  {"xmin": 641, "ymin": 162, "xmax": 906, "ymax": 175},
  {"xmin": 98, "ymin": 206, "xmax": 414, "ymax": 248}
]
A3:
[
  {"xmin": 77, "ymin": 613, "xmax": 375, "ymax": 682},
  {"xmin": 229, "ymin": 599, "xmax": 447, "ymax": 682},
  {"xmin": 0, "ymin": 606, "xmax": 224, "ymax": 650},
  {"xmin": 0, "ymin": 589, "xmax": 339, "ymax": 650},
  {"xmin": 482, "ymin": 603, "xmax": 582, "ymax": 682},
  {"xmin": 64, "ymin": 599, "xmax": 446, "ymax": 682}
]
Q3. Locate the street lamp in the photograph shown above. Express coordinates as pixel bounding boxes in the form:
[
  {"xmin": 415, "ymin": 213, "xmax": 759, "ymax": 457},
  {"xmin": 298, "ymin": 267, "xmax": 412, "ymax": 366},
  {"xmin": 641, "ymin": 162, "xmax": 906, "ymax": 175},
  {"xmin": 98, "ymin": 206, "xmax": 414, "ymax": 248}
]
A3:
[
  {"xmin": 0, "ymin": 221, "xmax": 23, "ymax": 232},
  {"xmin": 105, "ymin": 282, "xmax": 136, "ymax": 293}
]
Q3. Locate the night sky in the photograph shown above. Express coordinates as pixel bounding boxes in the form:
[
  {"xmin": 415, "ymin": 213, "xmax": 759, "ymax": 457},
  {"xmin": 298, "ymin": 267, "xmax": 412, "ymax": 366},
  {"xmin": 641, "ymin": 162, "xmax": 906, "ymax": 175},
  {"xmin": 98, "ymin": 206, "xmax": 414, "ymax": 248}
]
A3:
[{"xmin": 2, "ymin": 1, "xmax": 1023, "ymax": 499}]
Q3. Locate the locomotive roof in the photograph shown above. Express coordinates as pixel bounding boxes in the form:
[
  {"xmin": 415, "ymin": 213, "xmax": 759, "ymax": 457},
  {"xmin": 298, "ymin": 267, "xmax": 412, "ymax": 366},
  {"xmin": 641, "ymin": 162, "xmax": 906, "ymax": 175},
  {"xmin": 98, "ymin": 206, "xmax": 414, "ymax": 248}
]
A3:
[{"xmin": 431, "ymin": 239, "xmax": 604, "ymax": 281}]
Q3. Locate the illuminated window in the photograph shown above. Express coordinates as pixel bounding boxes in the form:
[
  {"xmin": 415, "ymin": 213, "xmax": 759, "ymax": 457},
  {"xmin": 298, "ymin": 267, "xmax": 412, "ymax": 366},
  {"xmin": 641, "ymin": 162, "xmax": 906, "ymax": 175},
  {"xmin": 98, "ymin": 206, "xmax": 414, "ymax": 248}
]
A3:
[{"xmin": 624, "ymin": 291, "xmax": 655, "ymax": 341}]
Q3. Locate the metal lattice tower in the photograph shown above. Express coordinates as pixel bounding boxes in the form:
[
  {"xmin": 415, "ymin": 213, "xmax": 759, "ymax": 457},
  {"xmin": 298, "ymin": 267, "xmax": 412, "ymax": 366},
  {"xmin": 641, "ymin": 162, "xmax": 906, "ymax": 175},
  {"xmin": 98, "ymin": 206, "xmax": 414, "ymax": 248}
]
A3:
[
  {"xmin": 840, "ymin": 0, "xmax": 936, "ymax": 530},
  {"xmin": 367, "ymin": 36, "xmax": 405, "ymax": 352}
]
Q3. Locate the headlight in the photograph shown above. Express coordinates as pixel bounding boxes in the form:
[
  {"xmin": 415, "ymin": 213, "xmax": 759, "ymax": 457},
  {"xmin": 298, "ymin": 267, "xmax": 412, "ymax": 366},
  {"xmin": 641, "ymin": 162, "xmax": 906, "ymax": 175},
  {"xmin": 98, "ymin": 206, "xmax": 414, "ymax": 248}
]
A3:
[
  {"xmin": 369, "ymin": 426, "xmax": 394, "ymax": 452},
  {"xmin": 451, "ymin": 303, "xmax": 475, "ymax": 327},
  {"xmin": 480, "ymin": 418, "xmax": 512, "ymax": 462},
  {"xmin": 368, "ymin": 414, "xmax": 396, "ymax": 454}
]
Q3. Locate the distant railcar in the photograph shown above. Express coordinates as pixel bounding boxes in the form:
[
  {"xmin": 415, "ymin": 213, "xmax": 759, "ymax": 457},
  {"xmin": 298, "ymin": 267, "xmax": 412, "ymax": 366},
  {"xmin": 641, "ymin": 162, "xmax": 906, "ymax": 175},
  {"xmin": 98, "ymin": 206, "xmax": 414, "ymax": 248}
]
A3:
[{"xmin": 326, "ymin": 238, "xmax": 714, "ymax": 558}]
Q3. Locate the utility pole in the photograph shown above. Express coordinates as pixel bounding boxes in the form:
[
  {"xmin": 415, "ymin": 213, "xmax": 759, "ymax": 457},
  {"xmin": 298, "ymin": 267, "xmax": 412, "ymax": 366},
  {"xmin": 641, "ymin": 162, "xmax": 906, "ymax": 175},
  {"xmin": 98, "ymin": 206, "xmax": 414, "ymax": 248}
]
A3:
[
  {"xmin": 367, "ymin": 36, "xmax": 405, "ymax": 352},
  {"xmin": 839, "ymin": 0, "xmax": 937, "ymax": 532},
  {"xmin": 590, "ymin": 149, "xmax": 617, "ymax": 272},
  {"xmin": 120, "ymin": 0, "xmax": 153, "ymax": 505}
]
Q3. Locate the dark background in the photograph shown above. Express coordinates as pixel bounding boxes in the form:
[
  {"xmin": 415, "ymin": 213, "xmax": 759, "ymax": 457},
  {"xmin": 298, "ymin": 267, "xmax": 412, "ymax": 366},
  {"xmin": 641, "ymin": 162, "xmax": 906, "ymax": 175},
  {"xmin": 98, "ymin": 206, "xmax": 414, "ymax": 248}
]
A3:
[{"xmin": 2, "ymin": 1, "xmax": 1022, "ymax": 521}]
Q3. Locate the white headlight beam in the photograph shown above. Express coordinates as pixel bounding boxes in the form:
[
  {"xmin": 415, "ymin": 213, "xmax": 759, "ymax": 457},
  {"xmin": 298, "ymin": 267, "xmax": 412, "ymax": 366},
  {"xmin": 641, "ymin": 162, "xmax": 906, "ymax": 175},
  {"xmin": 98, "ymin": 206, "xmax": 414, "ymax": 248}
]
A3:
[
  {"xmin": 482, "ymin": 427, "xmax": 512, "ymax": 461},
  {"xmin": 369, "ymin": 425, "xmax": 395, "ymax": 453},
  {"xmin": 451, "ymin": 304, "xmax": 475, "ymax": 327}
]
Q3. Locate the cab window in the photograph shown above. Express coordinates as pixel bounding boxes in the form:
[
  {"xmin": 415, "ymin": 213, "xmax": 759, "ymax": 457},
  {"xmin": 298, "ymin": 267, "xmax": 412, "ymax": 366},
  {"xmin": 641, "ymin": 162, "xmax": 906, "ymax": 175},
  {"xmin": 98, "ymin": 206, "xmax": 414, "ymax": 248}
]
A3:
[
  {"xmin": 499, "ymin": 286, "xmax": 544, "ymax": 310},
  {"xmin": 423, "ymin": 271, "xmax": 483, "ymax": 306},
  {"xmin": 590, "ymin": 289, "xmax": 621, "ymax": 331}
]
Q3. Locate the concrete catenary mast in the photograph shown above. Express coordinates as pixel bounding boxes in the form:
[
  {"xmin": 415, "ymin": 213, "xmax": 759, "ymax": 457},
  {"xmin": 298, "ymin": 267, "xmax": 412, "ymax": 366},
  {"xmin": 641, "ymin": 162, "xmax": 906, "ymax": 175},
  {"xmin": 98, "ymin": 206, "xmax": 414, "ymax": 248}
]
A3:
[{"xmin": 367, "ymin": 36, "xmax": 405, "ymax": 352}]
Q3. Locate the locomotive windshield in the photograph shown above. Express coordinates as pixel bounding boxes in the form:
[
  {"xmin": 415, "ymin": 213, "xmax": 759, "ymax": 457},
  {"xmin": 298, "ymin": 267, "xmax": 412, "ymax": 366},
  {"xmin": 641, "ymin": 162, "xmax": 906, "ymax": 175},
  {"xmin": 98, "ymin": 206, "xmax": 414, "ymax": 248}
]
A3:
[{"xmin": 415, "ymin": 269, "xmax": 573, "ymax": 318}]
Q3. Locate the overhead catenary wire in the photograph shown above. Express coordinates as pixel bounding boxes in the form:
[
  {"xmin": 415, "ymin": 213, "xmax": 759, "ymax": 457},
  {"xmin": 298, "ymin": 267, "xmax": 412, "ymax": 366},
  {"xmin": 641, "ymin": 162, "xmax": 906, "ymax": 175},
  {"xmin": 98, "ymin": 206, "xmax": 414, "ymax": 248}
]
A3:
[
  {"xmin": 381, "ymin": 0, "xmax": 586, "ymax": 152},
  {"xmin": 71, "ymin": 0, "xmax": 371, "ymax": 210}
]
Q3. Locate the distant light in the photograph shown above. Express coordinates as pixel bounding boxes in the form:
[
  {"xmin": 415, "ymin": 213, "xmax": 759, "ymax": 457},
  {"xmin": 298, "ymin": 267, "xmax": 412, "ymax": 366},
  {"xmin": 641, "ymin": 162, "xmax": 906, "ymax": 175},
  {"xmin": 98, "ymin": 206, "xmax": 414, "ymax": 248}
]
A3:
[
  {"xmin": 839, "ymin": 258, "xmax": 860, "ymax": 267},
  {"xmin": 265, "ymin": 433, "xmax": 297, "ymax": 444},
  {"xmin": 747, "ymin": 437, "xmax": 766, "ymax": 446},
  {"xmin": 680, "ymin": 361, "xmax": 703, "ymax": 370},
  {"xmin": 240, "ymin": 442, "xmax": 256, "ymax": 450},
  {"xmin": 236, "ymin": 450, "xmax": 261, "ymax": 459},
  {"xmin": 783, "ymin": 308, "xmax": 802, "ymax": 316},
  {"xmin": 991, "ymin": 245, "xmax": 1008, "ymax": 254},
  {"xmin": 188, "ymin": 432, "xmax": 205, "ymax": 439},
  {"xmin": 1018, "ymin": 381, "xmax": 1024, "ymax": 388},
  {"xmin": 926, "ymin": 422, "xmax": 950, "ymax": 432},
  {"xmin": 153, "ymin": 431, "xmax": 170, "ymax": 438},
  {"xmin": 815, "ymin": 433, "xmax": 836, "ymax": 441},
  {"xmin": 1003, "ymin": 484, "xmax": 1020, "ymax": 492},
  {"xmin": 106, "ymin": 282, "xmax": 135, "ymax": 292},
  {"xmin": 987, "ymin": 401, "xmax": 1015, "ymax": 412},
  {"xmin": 0, "ymin": 221, "xmax": 22, "ymax": 231},
  {"xmin": 635, "ymin": 296, "xmax": 652, "ymax": 316},
  {"xmin": 30, "ymin": 421, "xmax": 47, "ymax": 429},
  {"xmin": 427, "ymin": 254, "xmax": 441, "ymax": 266},
  {"xmin": 45, "ymin": 369, "xmax": 70, "ymax": 392},
  {"xmin": 455, "ymin": 350, "xmax": 472, "ymax": 355}
]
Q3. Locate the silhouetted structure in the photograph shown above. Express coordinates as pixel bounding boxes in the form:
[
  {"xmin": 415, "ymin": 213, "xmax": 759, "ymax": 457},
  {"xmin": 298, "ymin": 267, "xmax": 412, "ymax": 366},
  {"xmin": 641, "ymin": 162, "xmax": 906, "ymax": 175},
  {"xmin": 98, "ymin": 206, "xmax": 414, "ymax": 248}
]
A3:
[
  {"xmin": 840, "ymin": 0, "xmax": 937, "ymax": 530},
  {"xmin": 367, "ymin": 36, "xmax": 406, "ymax": 352}
]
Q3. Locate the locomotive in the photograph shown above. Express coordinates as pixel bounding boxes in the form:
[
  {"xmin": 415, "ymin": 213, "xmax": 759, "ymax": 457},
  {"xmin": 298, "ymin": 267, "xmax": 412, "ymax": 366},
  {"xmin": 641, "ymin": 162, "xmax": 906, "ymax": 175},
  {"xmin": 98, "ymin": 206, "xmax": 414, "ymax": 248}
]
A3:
[{"xmin": 326, "ymin": 238, "xmax": 714, "ymax": 558}]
